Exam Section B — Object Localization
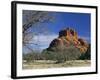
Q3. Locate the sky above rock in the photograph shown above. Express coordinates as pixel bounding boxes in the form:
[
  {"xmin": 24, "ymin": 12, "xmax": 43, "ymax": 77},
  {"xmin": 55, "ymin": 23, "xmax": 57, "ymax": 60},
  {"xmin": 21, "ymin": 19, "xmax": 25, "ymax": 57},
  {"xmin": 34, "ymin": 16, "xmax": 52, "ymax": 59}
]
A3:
[{"xmin": 23, "ymin": 10, "xmax": 91, "ymax": 53}]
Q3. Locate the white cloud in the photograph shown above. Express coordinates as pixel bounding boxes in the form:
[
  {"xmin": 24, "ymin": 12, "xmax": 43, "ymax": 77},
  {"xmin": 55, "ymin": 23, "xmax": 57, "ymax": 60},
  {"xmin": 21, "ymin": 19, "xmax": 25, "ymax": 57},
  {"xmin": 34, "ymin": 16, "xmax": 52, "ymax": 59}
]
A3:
[{"xmin": 32, "ymin": 34, "xmax": 58, "ymax": 51}]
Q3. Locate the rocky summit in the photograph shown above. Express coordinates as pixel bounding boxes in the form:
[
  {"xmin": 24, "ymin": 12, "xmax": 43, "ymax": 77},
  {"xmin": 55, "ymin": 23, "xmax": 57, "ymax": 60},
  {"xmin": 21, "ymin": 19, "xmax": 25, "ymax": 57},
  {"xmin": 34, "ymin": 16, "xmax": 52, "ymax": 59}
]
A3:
[{"xmin": 47, "ymin": 28, "xmax": 89, "ymax": 53}]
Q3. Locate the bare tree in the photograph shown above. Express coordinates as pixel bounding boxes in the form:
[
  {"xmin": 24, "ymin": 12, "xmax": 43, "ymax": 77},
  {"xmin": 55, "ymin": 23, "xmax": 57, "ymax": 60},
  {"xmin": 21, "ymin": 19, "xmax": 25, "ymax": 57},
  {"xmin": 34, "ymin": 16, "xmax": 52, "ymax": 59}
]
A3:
[{"xmin": 23, "ymin": 10, "xmax": 54, "ymax": 52}]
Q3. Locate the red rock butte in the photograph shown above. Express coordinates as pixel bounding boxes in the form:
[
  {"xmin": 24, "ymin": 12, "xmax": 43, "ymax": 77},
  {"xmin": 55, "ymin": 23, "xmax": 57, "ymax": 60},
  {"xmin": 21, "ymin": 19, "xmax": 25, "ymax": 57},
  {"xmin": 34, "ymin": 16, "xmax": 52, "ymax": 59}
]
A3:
[{"xmin": 49, "ymin": 28, "xmax": 89, "ymax": 53}]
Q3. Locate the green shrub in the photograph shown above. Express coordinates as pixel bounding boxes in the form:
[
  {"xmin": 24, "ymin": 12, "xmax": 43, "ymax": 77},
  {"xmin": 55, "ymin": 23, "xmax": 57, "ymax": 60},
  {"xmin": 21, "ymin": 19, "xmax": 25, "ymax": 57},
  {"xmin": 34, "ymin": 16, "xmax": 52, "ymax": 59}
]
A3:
[
  {"xmin": 23, "ymin": 53, "xmax": 35, "ymax": 62},
  {"xmin": 23, "ymin": 52, "xmax": 43, "ymax": 62},
  {"xmin": 42, "ymin": 45, "xmax": 82, "ymax": 63}
]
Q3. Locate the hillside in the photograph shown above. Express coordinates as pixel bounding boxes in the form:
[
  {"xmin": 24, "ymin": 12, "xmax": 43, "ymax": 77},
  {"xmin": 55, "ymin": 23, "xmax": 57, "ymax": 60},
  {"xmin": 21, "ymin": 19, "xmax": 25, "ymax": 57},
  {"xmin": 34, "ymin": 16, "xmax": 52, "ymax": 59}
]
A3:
[{"xmin": 42, "ymin": 28, "xmax": 90, "ymax": 61}]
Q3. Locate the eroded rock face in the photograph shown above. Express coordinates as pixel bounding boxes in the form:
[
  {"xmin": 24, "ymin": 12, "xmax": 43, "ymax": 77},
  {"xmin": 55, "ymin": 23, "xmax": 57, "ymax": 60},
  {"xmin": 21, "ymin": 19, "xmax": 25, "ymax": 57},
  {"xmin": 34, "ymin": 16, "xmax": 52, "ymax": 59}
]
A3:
[{"xmin": 48, "ymin": 28, "xmax": 89, "ymax": 53}]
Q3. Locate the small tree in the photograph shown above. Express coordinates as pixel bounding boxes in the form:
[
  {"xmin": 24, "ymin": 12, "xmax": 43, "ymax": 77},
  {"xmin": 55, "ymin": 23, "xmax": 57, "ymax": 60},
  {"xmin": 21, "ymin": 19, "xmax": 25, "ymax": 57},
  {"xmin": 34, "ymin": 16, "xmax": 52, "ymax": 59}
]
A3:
[
  {"xmin": 42, "ymin": 50, "xmax": 55, "ymax": 60},
  {"xmin": 23, "ymin": 10, "xmax": 54, "ymax": 53}
]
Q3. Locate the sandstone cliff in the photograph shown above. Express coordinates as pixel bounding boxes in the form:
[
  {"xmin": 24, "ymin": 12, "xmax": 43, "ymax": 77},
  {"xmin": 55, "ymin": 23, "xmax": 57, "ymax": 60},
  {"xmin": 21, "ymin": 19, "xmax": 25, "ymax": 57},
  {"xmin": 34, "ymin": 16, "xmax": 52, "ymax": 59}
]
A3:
[{"xmin": 47, "ymin": 28, "xmax": 89, "ymax": 53}]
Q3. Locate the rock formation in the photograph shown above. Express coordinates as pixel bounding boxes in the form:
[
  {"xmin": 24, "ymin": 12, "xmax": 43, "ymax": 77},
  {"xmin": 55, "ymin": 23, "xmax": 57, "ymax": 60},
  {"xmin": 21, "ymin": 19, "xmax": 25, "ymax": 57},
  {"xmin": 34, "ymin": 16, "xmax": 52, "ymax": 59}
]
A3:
[{"xmin": 48, "ymin": 28, "xmax": 89, "ymax": 53}]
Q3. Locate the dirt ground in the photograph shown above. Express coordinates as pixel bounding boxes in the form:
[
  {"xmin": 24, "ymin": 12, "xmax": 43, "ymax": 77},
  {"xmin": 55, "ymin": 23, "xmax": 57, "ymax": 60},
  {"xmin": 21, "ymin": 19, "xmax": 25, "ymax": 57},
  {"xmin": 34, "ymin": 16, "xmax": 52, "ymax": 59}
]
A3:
[{"xmin": 22, "ymin": 60, "xmax": 91, "ymax": 69}]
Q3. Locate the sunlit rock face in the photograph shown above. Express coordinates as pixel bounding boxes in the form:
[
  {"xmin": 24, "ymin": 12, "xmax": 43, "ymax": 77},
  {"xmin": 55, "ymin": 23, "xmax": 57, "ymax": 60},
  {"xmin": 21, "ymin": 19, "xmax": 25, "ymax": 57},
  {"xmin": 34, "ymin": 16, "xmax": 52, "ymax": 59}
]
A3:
[{"xmin": 48, "ymin": 28, "xmax": 88, "ymax": 53}]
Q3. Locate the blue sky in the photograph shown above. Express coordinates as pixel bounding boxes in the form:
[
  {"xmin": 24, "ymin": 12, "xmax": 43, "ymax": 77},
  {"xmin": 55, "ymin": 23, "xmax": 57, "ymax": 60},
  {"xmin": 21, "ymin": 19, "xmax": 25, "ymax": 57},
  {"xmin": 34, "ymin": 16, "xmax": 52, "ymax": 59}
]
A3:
[
  {"xmin": 23, "ymin": 11, "xmax": 91, "ymax": 53},
  {"xmin": 44, "ymin": 12, "xmax": 91, "ymax": 38}
]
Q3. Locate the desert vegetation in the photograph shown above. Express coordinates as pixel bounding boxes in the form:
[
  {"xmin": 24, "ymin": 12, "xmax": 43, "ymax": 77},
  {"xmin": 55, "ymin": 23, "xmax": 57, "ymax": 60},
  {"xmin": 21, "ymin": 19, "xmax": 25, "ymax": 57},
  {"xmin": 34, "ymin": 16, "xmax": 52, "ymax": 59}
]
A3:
[
  {"xmin": 23, "ymin": 44, "xmax": 91, "ymax": 69},
  {"xmin": 23, "ymin": 45, "xmax": 90, "ymax": 62}
]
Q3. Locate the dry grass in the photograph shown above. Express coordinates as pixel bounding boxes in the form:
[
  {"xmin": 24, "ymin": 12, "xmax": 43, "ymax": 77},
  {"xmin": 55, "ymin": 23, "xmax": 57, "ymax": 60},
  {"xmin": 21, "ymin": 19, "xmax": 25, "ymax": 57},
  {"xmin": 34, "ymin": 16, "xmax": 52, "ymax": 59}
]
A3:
[{"xmin": 22, "ymin": 60, "xmax": 91, "ymax": 69}]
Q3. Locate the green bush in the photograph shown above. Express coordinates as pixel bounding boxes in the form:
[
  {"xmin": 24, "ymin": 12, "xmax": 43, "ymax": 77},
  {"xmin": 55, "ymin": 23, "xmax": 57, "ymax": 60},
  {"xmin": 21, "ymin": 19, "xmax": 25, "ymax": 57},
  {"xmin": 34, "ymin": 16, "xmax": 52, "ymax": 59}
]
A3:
[
  {"xmin": 42, "ymin": 45, "xmax": 82, "ymax": 63},
  {"xmin": 23, "ymin": 53, "xmax": 35, "ymax": 62},
  {"xmin": 23, "ymin": 52, "xmax": 43, "ymax": 62}
]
